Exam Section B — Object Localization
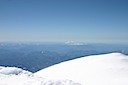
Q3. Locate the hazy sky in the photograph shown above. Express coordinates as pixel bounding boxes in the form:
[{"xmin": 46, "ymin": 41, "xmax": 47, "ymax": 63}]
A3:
[{"xmin": 0, "ymin": 0, "xmax": 128, "ymax": 43}]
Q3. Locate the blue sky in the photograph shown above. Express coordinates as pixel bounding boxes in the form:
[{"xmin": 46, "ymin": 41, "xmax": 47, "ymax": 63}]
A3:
[{"xmin": 0, "ymin": 0, "xmax": 128, "ymax": 43}]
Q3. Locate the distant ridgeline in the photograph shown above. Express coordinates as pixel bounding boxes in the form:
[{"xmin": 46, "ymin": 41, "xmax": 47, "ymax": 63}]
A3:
[{"xmin": 0, "ymin": 42, "xmax": 128, "ymax": 72}]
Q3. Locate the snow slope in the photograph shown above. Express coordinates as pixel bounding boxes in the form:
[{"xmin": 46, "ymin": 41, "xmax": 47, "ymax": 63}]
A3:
[
  {"xmin": 0, "ymin": 66, "xmax": 81, "ymax": 85},
  {"xmin": 35, "ymin": 53, "xmax": 128, "ymax": 85}
]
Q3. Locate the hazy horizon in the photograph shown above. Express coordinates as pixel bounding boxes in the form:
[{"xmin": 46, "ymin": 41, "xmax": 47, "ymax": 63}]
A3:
[{"xmin": 0, "ymin": 0, "xmax": 128, "ymax": 43}]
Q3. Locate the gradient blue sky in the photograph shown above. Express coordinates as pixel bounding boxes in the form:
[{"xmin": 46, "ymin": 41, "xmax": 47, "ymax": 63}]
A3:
[{"xmin": 0, "ymin": 0, "xmax": 128, "ymax": 43}]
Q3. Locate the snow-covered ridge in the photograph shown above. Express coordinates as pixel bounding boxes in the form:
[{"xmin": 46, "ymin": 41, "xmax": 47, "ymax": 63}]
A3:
[
  {"xmin": 0, "ymin": 53, "xmax": 128, "ymax": 85},
  {"xmin": 0, "ymin": 66, "xmax": 81, "ymax": 85},
  {"xmin": 35, "ymin": 53, "xmax": 128, "ymax": 85}
]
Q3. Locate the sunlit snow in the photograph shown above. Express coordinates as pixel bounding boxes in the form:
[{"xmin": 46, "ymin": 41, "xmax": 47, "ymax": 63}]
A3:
[
  {"xmin": 0, "ymin": 53, "xmax": 128, "ymax": 85},
  {"xmin": 35, "ymin": 53, "xmax": 128, "ymax": 85},
  {"xmin": 0, "ymin": 66, "xmax": 81, "ymax": 85}
]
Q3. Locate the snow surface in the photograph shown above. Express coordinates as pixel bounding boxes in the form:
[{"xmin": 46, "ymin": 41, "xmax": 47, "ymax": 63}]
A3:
[
  {"xmin": 0, "ymin": 53, "xmax": 128, "ymax": 85},
  {"xmin": 35, "ymin": 53, "xmax": 128, "ymax": 85},
  {"xmin": 0, "ymin": 66, "xmax": 81, "ymax": 85}
]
